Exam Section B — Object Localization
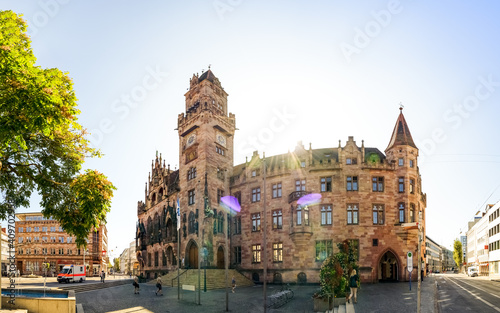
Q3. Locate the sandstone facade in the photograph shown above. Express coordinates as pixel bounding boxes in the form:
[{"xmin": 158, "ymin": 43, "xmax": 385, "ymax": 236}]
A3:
[{"xmin": 136, "ymin": 70, "xmax": 426, "ymax": 283}]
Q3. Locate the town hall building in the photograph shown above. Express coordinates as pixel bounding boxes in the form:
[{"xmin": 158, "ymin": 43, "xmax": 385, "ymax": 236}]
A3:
[{"xmin": 135, "ymin": 69, "xmax": 427, "ymax": 284}]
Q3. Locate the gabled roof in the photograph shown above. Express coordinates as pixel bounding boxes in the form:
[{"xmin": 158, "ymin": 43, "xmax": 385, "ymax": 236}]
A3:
[{"xmin": 386, "ymin": 108, "xmax": 417, "ymax": 151}]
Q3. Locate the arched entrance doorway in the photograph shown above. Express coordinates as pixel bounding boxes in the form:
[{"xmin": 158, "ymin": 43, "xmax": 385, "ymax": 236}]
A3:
[
  {"xmin": 166, "ymin": 246, "xmax": 174, "ymax": 266},
  {"xmin": 187, "ymin": 241, "xmax": 198, "ymax": 269},
  {"xmin": 217, "ymin": 246, "xmax": 224, "ymax": 269},
  {"xmin": 378, "ymin": 250, "xmax": 399, "ymax": 282}
]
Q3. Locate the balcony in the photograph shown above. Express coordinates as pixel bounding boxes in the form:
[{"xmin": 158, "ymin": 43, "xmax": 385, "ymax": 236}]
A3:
[{"xmin": 288, "ymin": 191, "xmax": 310, "ymax": 204}]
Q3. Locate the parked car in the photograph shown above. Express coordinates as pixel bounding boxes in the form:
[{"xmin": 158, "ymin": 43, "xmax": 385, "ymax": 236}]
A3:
[{"xmin": 467, "ymin": 267, "xmax": 478, "ymax": 277}]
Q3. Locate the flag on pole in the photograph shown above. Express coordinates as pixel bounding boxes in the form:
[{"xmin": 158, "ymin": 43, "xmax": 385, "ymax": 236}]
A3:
[{"xmin": 176, "ymin": 198, "xmax": 181, "ymax": 231}]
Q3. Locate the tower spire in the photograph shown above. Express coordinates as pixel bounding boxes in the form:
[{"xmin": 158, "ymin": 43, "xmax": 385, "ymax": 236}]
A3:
[{"xmin": 386, "ymin": 107, "xmax": 417, "ymax": 151}]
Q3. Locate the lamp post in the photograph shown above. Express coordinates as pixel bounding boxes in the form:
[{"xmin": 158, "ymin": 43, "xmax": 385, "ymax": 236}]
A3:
[
  {"xmin": 417, "ymin": 210, "xmax": 422, "ymax": 313},
  {"xmin": 203, "ymin": 247, "xmax": 207, "ymax": 292},
  {"xmin": 82, "ymin": 249, "xmax": 88, "ymax": 277},
  {"xmin": 42, "ymin": 237, "xmax": 48, "ymax": 297},
  {"xmin": 262, "ymin": 153, "xmax": 268, "ymax": 313}
]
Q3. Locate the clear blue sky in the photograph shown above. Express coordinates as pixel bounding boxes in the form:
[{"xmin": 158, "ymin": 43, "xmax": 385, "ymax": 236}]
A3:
[{"xmin": 2, "ymin": 0, "xmax": 500, "ymax": 256}]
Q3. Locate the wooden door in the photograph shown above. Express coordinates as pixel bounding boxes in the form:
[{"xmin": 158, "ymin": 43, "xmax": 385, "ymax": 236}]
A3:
[
  {"xmin": 189, "ymin": 244, "xmax": 198, "ymax": 269},
  {"xmin": 217, "ymin": 246, "xmax": 224, "ymax": 269}
]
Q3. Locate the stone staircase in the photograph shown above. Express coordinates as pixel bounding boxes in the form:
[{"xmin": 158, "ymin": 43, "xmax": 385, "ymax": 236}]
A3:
[
  {"xmin": 326, "ymin": 301, "xmax": 355, "ymax": 313},
  {"xmin": 156, "ymin": 269, "xmax": 253, "ymax": 290}
]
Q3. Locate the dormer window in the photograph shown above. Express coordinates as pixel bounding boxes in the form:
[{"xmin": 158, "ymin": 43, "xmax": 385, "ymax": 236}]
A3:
[
  {"xmin": 346, "ymin": 158, "xmax": 357, "ymax": 165},
  {"xmin": 398, "ymin": 158, "xmax": 404, "ymax": 166},
  {"xmin": 301, "ymin": 161, "xmax": 306, "ymax": 168},
  {"xmin": 252, "ymin": 170, "xmax": 256, "ymax": 177}
]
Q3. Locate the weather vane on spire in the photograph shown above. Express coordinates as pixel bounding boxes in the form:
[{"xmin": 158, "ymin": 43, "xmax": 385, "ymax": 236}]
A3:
[
  {"xmin": 399, "ymin": 102, "xmax": 404, "ymax": 111},
  {"xmin": 208, "ymin": 64, "xmax": 211, "ymax": 70}
]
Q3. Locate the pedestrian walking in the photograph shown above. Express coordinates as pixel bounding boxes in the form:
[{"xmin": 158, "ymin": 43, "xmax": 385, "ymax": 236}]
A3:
[
  {"xmin": 155, "ymin": 276, "xmax": 163, "ymax": 296},
  {"xmin": 100, "ymin": 270, "xmax": 105, "ymax": 283},
  {"xmin": 231, "ymin": 276, "xmax": 236, "ymax": 293},
  {"xmin": 348, "ymin": 269, "xmax": 359, "ymax": 304},
  {"xmin": 133, "ymin": 276, "xmax": 140, "ymax": 294}
]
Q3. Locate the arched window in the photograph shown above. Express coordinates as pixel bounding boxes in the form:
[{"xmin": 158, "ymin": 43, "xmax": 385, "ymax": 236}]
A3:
[
  {"xmin": 166, "ymin": 218, "xmax": 173, "ymax": 241},
  {"xmin": 147, "ymin": 217, "xmax": 153, "ymax": 244},
  {"xmin": 188, "ymin": 212, "xmax": 196, "ymax": 234},
  {"xmin": 218, "ymin": 211, "xmax": 224, "ymax": 233},
  {"xmin": 297, "ymin": 272, "xmax": 307, "ymax": 284}
]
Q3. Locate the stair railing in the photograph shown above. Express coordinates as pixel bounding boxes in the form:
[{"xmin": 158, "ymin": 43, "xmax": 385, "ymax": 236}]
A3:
[{"xmin": 171, "ymin": 269, "xmax": 189, "ymax": 287}]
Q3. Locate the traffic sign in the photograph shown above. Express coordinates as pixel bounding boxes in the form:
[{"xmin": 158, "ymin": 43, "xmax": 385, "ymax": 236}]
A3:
[{"xmin": 407, "ymin": 251, "xmax": 413, "ymax": 272}]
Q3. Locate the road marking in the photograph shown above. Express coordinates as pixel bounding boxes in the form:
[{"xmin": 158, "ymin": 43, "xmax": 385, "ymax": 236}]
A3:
[
  {"xmin": 447, "ymin": 277, "xmax": 500, "ymax": 299},
  {"xmin": 443, "ymin": 277, "xmax": 500, "ymax": 312}
]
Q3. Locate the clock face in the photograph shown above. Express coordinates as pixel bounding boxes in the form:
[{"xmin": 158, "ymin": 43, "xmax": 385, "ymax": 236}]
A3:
[
  {"xmin": 186, "ymin": 134, "xmax": 196, "ymax": 147},
  {"xmin": 217, "ymin": 134, "xmax": 226, "ymax": 147}
]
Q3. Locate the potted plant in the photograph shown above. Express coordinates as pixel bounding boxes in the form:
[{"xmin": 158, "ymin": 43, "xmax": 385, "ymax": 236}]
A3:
[{"xmin": 313, "ymin": 240, "xmax": 359, "ymax": 311}]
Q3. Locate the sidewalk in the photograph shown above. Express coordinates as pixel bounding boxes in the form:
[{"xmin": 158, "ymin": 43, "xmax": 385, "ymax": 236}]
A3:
[
  {"xmin": 353, "ymin": 276, "xmax": 437, "ymax": 313},
  {"xmin": 75, "ymin": 277, "xmax": 438, "ymax": 313}
]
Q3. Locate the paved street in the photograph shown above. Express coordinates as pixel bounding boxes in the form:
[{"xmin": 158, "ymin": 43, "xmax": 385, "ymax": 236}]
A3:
[
  {"xmin": 1, "ymin": 274, "xmax": 459, "ymax": 313},
  {"xmin": 436, "ymin": 273, "xmax": 500, "ymax": 312},
  {"xmin": 73, "ymin": 276, "xmax": 438, "ymax": 313},
  {"xmin": 1, "ymin": 275, "xmax": 129, "ymax": 290}
]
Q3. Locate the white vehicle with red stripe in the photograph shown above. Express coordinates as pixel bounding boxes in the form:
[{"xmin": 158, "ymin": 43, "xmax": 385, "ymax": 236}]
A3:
[{"xmin": 57, "ymin": 265, "xmax": 86, "ymax": 283}]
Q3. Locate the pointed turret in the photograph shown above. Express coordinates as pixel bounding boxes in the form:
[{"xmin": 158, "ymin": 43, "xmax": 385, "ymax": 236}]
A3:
[{"xmin": 386, "ymin": 107, "xmax": 417, "ymax": 152}]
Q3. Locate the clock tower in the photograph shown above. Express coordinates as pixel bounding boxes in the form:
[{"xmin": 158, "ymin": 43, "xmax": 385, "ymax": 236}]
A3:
[{"xmin": 177, "ymin": 69, "xmax": 236, "ymax": 268}]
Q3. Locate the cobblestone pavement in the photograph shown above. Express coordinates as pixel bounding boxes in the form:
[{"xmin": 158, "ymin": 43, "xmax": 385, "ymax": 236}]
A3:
[
  {"xmin": 74, "ymin": 276, "xmax": 437, "ymax": 313},
  {"xmin": 353, "ymin": 276, "xmax": 437, "ymax": 313}
]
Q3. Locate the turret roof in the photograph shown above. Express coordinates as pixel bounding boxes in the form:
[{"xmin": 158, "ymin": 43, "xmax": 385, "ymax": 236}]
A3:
[
  {"xmin": 386, "ymin": 108, "xmax": 417, "ymax": 151},
  {"xmin": 198, "ymin": 69, "xmax": 217, "ymax": 83}
]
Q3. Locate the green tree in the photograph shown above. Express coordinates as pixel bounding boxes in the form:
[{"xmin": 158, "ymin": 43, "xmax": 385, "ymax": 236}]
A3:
[
  {"xmin": 113, "ymin": 258, "xmax": 120, "ymax": 272},
  {"xmin": 453, "ymin": 239, "xmax": 463, "ymax": 268},
  {"xmin": 0, "ymin": 10, "xmax": 115, "ymax": 247}
]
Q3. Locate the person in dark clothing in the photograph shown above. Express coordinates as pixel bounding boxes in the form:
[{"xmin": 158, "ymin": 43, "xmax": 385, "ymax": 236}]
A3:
[
  {"xmin": 348, "ymin": 269, "xmax": 360, "ymax": 304},
  {"xmin": 155, "ymin": 276, "xmax": 163, "ymax": 296},
  {"xmin": 133, "ymin": 276, "xmax": 140, "ymax": 294}
]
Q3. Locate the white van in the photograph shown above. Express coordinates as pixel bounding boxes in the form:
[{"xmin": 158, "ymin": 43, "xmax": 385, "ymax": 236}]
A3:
[
  {"xmin": 467, "ymin": 266, "xmax": 478, "ymax": 277},
  {"xmin": 57, "ymin": 265, "xmax": 86, "ymax": 283}
]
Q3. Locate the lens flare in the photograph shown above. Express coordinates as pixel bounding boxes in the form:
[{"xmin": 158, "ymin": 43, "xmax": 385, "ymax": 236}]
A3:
[
  {"xmin": 297, "ymin": 193, "xmax": 321, "ymax": 206},
  {"xmin": 221, "ymin": 195, "xmax": 241, "ymax": 213}
]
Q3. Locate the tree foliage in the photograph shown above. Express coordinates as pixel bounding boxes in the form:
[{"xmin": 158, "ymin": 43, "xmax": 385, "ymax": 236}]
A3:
[
  {"xmin": 316, "ymin": 240, "xmax": 359, "ymax": 299},
  {"xmin": 113, "ymin": 258, "xmax": 120, "ymax": 272},
  {"xmin": 0, "ymin": 10, "xmax": 115, "ymax": 247},
  {"xmin": 453, "ymin": 239, "xmax": 463, "ymax": 268}
]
